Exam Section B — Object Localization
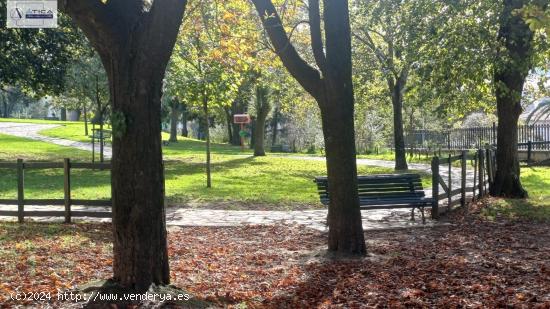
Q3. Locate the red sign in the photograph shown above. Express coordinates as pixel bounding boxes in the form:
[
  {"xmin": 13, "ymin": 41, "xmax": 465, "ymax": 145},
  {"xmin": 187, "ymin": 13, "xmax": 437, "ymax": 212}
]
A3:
[{"xmin": 233, "ymin": 114, "xmax": 251, "ymax": 124}]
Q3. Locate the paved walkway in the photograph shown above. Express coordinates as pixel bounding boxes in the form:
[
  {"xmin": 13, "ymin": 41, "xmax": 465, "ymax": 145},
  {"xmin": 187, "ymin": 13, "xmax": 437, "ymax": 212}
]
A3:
[
  {"xmin": 0, "ymin": 122, "xmax": 112, "ymax": 158},
  {"xmin": 0, "ymin": 205, "xmax": 439, "ymax": 231},
  {"xmin": 0, "ymin": 121, "xmax": 471, "ymax": 230}
]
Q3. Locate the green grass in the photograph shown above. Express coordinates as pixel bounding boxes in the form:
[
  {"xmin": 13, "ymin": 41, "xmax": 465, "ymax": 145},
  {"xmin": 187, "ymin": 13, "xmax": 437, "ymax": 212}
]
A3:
[
  {"xmin": 482, "ymin": 166, "xmax": 550, "ymax": 221},
  {"xmin": 0, "ymin": 134, "xmax": 91, "ymax": 161},
  {"xmin": 0, "ymin": 131, "xmax": 425, "ymax": 208}
]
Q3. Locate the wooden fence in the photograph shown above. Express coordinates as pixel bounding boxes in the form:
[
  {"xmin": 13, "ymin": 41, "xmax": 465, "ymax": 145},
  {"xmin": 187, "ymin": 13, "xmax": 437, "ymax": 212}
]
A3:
[
  {"xmin": 0, "ymin": 159, "xmax": 111, "ymax": 223},
  {"xmin": 431, "ymin": 148, "xmax": 495, "ymax": 217},
  {"xmin": 407, "ymin": 123, "xmax": 550, "ymax": 150}
]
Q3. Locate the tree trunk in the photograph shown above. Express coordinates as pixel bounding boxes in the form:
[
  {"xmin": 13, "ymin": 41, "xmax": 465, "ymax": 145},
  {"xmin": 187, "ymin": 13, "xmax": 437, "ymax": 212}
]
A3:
[
  {"xmin": 169, "ymin": 100, "xmax": 179, "ymax": 143},
  {"xmin": 251, "ymin": 0, "xmax": 365, "ymax": 256},
  {"xmin": 490, "ymin": 0, "xmax": 533, "ymax": 198},
  {"xmin": 181, "ymin": 105, "xmax": 188, "ymax": 137},
  {"xmin": 203, "ymin": 93, "xmax": 212, "ymax": 188},
  {"xmin": 321, "ymin": 95, "xmax": 366, "ymax": 254},
  {"xmin": 83, "ymin": 104, "xmax": 89, "ymax": 136},
  {"xmin": 271, "ymin": 105, "xmax": 279, "ymax": 146},
  {"xmin": 389, "ymin": 77, "xmax": 408, "ymax": 170},
  {"xmin": 225, "ymin": 107, "xmax": 233, "ymax": 143},
  {"xmin": 323, "ymin": 0, "xmax": 366, "ymax": 255},
  {"xmin": 1, "ymin": 92, "xmax": 7, "ymax": 118},
  {"xmin": 60, "ymin": 108, "xmax": 67, "ymax": 121},
  {"xmin": 61, "ymin": 0, "xmax": 187, "ymax": 292},
  {"xmin": 249, "ymin": 119, "xmax": 256, "ymax": 149}
]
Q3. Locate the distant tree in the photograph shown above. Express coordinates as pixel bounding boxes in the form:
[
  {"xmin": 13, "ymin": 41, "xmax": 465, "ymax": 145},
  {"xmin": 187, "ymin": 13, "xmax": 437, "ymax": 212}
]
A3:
[{"xmin": 252, "ymin": 85, "xmax": 271, "ymax": 156}]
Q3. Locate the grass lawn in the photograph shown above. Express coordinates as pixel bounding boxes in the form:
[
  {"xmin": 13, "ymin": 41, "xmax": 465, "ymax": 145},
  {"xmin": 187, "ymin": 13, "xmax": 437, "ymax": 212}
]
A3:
[
  {"xmin": 0, "ymin": 132, "xmax": 425, "ymax": 209},
  {"xmin": 481, "ymin": 166, "xmax": 550, "ymax": 222}
]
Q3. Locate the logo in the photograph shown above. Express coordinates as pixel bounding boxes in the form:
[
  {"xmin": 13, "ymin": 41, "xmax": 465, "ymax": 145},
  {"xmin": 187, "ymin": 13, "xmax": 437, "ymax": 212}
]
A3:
[
  {"xmin": 6, "ymin": 1, "xmax": 57, "ymax": 28},
  {"xmin": 10, "ymin": 8, "xmax": 23, "ymax": 19}
]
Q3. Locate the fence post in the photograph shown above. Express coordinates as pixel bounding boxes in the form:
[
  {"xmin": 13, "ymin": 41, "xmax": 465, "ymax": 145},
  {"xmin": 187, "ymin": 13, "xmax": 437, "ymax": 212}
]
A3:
[
  {"xmin": 461, "ymin": 150, "xmax": 467, "ymax": 207},
  {"xmin": 527, "ymin": 141, "xmax": 532, "ymax": 162},
  {"xmin": 448, "ymin": 154, "xmax": 452, "ymax": 210},
  {"xmin": 431, "ymin": 156, "xmax": 439, "ymax": 219},
  {"xmin": 17, "ymin": 159, "xmax": 24, "ymax": 223},
  {"xmin": 472, "ymin": 153, "xmax": 478, "ymax": 202},
  {"xmin": 478, "ymin": 149, "xmax": 485, "ymax": 198},
  {"xmin": 64, "ymin": 158, "xmax": 71, "ymax": 223}
]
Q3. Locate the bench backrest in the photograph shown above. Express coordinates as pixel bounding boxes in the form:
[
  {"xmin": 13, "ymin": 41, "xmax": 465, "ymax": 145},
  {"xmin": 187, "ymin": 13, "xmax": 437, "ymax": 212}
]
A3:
[{"xmin": 314, "ymin": 174, "xmax": 425, "ymax": 204}]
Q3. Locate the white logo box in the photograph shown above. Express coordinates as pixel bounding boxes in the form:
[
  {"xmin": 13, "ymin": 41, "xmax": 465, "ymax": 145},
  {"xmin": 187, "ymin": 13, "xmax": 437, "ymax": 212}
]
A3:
[{"xmin": 6, "ymin": 0, "xmax": 58, "ymax": 28}]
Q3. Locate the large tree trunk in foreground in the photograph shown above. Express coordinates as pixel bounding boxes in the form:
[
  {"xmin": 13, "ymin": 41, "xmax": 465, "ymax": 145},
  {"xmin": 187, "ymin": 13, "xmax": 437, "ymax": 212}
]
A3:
[
  {"xmin": 169, "ymin": 100, "xmax": 179, "ymax": 143},
  {"xmin": 389, "ymin": 75, "xmax": 408, "ymax": 171},
  {"xmin": 61, "ymin": 0, "xmax": 187, "ymax": 292},
  {"xmin": 490, "ymin": 0, "xmax": 533, "ymax": 198},
  {"xmin": 252, "ymin": 0, "xmax": 366, "ymax": 255}
]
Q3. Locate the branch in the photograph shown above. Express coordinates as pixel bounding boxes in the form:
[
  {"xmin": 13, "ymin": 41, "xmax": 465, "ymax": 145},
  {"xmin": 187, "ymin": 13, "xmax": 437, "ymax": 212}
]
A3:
[
  {"xmin": 308, "ymin": 0, "xmax": 326, "ymax": 74},
  {"xmin": 250, "ymin": 0, "xmax": 323, "ymax": 99}
]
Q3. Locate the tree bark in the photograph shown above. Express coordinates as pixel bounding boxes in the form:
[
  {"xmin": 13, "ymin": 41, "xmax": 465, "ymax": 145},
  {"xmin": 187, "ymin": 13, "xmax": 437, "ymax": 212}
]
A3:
[
  {"xmin": 60, "ymin": 0, "xmax": 187, "ymax": 292},
  {"xmin": 490, "ymin": 0, "xmax": 534, "ymax": 198},
  {"xmin": 389, "ymin": 74, "xmax": 408, "ymax": 171},
  {"xmin": 251, "ymin": 0, "xmax": 366, "ymax": 255},
  {"xmin": 169, "ymin": 100, "xmax": 179, "ymax": 143}
]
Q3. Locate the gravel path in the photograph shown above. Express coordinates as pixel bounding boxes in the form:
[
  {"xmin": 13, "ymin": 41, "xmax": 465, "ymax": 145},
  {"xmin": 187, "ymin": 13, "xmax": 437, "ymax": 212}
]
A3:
[{"xmin": 0, "ymin": 121, "xmax": 472, "ymax": 230}]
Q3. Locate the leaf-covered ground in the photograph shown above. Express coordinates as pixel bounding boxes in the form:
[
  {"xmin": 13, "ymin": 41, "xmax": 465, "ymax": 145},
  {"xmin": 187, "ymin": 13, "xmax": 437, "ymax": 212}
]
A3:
[{"xmin": 1, "ymin": 203, "xmax": 549, "ymax": 308}]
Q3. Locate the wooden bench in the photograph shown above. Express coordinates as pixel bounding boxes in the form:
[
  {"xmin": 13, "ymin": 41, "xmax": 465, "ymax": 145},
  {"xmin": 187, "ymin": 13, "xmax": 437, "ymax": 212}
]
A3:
[{"xmin": 314, "ymin": 174, "xmax": 434, "ymax": 223}]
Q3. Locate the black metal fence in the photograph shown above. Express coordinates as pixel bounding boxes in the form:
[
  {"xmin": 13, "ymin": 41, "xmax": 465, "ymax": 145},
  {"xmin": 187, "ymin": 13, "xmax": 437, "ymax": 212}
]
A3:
[{"xmin": 406, "ymin": 123, "xmax": 550, "ymax": 150}]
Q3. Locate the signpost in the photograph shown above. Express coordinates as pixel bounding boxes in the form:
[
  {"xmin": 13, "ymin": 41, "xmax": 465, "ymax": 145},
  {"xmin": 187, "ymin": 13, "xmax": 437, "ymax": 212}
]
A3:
[{"xmin": 233, "ymin": 114, "xmax": 251, "ymax": 152}]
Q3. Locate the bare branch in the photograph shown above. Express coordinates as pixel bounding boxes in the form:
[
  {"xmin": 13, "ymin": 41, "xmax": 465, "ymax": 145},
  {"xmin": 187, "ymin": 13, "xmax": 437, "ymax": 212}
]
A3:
[
  {"xmin": 250, "ymin": 0, "xmax": 323, "ymax": 99},
  {"xmin": 309, "ymin": 0, "xmax": 326, "ymax": 74}
]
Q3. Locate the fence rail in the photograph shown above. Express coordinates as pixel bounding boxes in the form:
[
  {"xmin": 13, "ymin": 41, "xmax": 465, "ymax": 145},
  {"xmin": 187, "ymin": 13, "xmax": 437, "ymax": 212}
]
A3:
[
  {"xmin": 407, "ymin": 123, "xmax": 550, "ymax": 150},
  {"xmin": 431, "ymin": 148, "xmax": 495, "ymax": 217},
  {"xmin": 0, "ymin": 159, "xmax": 112, "ymax": 222}
]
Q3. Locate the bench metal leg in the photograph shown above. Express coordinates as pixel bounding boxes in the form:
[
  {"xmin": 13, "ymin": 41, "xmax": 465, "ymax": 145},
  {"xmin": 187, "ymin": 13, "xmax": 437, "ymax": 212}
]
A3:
[{"xmin": 410, "ymin": 208, "xmax": 415, "ymax": 221}]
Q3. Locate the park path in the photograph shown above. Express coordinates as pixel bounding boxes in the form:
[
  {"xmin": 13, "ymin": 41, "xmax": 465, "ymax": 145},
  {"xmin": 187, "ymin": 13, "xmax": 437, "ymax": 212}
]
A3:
[
  {"xmin": 0, "ymin": 121, "xmax": 471, "ymax": 230},
  {"xmin": 0, "ymin": 122, "xmax": 112, "ymax": 158}
]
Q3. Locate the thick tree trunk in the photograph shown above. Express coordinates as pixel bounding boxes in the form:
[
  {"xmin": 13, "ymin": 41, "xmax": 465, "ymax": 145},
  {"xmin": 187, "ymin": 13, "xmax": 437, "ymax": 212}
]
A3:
[
  {"xmin": 251, "ymin": 0, "xmax": 365, "ymax": 256},
  {"xmin": 389, "ymin": 78, "xmax": 408, "ymax": 171},
  {"xmin": 61, "ymin": 0, "xmax": 187, "ymax": 292},
  {"xmin": 322, "ymin": 95, "xmax": 366, "ymax": 255},
  {"xmin": 169, "ymin": 100, "xmax": 179, "ymax": 143},
  {"xmin": 490, "ymin": 0, "xmax": 533, "ymax": 198}
]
